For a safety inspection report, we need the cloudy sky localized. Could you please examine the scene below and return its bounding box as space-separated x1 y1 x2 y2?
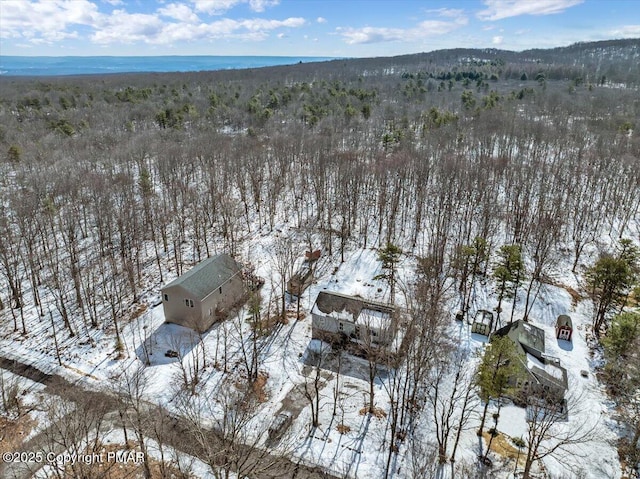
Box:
1 0 639 57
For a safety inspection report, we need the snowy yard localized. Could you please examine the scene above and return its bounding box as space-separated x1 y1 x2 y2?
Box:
1 211 637 479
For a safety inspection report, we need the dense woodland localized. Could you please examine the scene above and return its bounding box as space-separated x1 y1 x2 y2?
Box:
1 39 639 479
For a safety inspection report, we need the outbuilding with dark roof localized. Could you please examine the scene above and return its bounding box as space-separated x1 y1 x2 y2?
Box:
311 291 396 347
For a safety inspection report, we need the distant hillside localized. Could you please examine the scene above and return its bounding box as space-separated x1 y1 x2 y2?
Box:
1 38 637 88
323 38 640 85
219 37 640 86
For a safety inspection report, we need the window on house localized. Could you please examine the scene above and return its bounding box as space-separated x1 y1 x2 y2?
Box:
164 294 168 301
209 308 213 316
219 286 222 294
185 299 194 307
338 322 344 331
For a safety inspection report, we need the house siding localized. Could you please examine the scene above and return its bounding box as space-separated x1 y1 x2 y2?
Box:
161 255 246 332
162 284 205 331
310 291 398 359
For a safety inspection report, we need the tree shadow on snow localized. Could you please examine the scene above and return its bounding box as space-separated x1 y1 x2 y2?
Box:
301 343 389 383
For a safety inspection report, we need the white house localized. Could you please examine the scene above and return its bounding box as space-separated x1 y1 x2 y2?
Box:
311 291 397 350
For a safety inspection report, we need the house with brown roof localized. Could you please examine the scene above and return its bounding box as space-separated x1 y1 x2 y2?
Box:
311 291 400 359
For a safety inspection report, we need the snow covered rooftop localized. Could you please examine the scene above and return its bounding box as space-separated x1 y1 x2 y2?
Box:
527 353 567 385
311 291 395 330
358 307 392 330
556 314 573 328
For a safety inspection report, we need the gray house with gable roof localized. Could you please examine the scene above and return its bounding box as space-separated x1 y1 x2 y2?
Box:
493 319 568 401
494 319 546 360
161 254 246 332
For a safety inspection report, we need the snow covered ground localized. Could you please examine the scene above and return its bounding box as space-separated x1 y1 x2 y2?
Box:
0 369 49 441
461 284 621 479
0 215 634 479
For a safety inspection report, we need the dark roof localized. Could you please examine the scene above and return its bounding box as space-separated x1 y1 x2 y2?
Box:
162 254 240 300
312 291 395 323
494 319 546 360
530 364 568 394
313 291 362 321
556 314 573 328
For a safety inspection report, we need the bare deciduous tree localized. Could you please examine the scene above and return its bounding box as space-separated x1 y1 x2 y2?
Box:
520 391 600 479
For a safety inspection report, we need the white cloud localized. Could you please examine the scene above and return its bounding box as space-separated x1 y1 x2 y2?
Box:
338 26 403 44
0 0 100 42
238 17 304 31
92 13 304 45
192 0 242 15
419 18 469 34
316 16 327 24
0 0 301 47
92 9 165 44
425 8 466 18
248 0 279 13
158 3 200 23
609 25 640 38
191 0 279 15
492 35 503 44
339 13 467 45
477 0 583 21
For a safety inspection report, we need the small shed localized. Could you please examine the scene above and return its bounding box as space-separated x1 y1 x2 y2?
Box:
471 310 494 336
287 264 314 296
304 249 322 262
555 314 573 341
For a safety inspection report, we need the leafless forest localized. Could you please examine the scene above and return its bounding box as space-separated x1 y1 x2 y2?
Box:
1 39 639 478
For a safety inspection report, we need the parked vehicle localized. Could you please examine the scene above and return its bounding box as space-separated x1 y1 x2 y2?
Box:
268 411 293 440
